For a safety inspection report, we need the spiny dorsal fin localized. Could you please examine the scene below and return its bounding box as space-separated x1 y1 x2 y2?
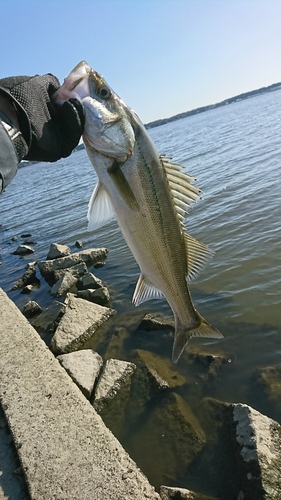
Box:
160 156 214 281
160 156 202 222
132 274 164 306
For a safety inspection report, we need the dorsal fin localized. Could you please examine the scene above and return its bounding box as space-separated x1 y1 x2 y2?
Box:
160 156 214 280
160 156 202 222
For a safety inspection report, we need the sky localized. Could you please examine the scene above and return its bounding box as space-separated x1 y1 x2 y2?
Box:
1 0 281 124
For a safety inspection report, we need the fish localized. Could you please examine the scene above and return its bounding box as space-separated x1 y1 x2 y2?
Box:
52 61 223 363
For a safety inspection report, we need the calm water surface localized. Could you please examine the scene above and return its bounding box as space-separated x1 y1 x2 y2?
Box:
0 89 280 497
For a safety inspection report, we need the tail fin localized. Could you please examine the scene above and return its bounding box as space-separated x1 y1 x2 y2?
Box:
172 314 223 364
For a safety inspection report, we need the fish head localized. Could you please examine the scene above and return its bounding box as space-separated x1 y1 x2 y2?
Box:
52 61 91 105
82 68 135 162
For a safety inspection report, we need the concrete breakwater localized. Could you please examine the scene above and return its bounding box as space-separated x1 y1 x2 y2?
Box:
1 242 281 499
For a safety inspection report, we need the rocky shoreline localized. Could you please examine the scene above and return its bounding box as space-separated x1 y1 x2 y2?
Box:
1 240 281 499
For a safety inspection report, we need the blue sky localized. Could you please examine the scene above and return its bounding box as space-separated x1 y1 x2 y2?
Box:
1 0 281 123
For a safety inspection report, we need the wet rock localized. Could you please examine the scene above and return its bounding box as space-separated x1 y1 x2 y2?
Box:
57 350 103 398
11 236 18 242
10 261 39 290
160 485 216 499
20 233 32 238
47 243 71 260
12 244 34 255
128 392 206 488
93 358 136 437
22 300 42 319
50 263 88 297
38 248 108 280
138 313 174 331
53 262 88 282
76 286 110 306
104 327 130 360
20 285 33 294
231 403 281 500
75 240 84 248
186 348 234 384
50 294 116 355
254 366 281 420
135 350 185 388
93 358 136 412
76 272 103 290
32 301 66 333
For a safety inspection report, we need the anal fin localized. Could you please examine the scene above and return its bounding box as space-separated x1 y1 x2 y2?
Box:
132 274 164 306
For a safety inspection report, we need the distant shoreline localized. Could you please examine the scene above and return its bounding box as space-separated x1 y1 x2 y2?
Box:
145 81 281 129
19 81 281 169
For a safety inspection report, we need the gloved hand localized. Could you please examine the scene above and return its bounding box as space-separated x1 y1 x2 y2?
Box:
0 74 85 162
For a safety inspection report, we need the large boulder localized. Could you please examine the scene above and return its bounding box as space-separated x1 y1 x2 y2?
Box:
47 243 71 260
50 263 88 297
32 301 66 333
231 403 281 499
50 294 116 355
57 350 103 398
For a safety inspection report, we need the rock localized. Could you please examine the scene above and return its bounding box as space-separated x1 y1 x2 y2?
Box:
93 358 136 438
94 358 136 412
50 294 116 355
128 392 206 488
159 485 216 499
57 350 103 398
10 261 39 290
22 301 42 319
20 285 33 294
53 262 88 282
254 366 281 420
104 327 130 360
77 287 110 306
32 301 66 333
47 243 71 260
11 236 18 241
50 263 88 297
135 350 185 388
77 272 103 290
20 233 32 238
75 240 84 248
38 248 108 280
231 403 281 499
138 313 174 331
12 245 34 255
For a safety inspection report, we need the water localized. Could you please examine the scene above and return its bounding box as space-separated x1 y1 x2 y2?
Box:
1 90 281 497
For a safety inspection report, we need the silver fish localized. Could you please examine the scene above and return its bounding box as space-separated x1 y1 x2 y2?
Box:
53 61 223 363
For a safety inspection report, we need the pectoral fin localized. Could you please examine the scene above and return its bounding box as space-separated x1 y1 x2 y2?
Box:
108 161 139 211
87 181 115 231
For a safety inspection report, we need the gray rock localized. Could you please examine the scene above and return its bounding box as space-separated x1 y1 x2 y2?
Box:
47 243 71 260
75 240 84 248
232 403 281 499
50 263 88 297
57 350 103 398
22 300 42 319
93 359 136 438
12 244 34 255
138 313 174 331
11 261 39 290
32 301 66 333
77 272 103 290
50 294 116 354
53 262 88 282
38 248 108 279
77 286 110 306
160 485 216 499
128 392 206 488
94 359 136 412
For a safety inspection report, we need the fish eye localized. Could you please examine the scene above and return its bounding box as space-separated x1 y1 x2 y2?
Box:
99 86 111 99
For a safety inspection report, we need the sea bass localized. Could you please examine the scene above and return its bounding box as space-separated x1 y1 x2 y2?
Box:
53 61 223 363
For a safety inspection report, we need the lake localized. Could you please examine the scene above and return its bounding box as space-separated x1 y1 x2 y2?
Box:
0 89 280 498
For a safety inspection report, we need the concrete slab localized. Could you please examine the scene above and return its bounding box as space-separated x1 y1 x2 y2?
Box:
0 288 160 500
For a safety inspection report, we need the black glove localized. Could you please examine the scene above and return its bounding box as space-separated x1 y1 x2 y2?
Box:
0 74 85 162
